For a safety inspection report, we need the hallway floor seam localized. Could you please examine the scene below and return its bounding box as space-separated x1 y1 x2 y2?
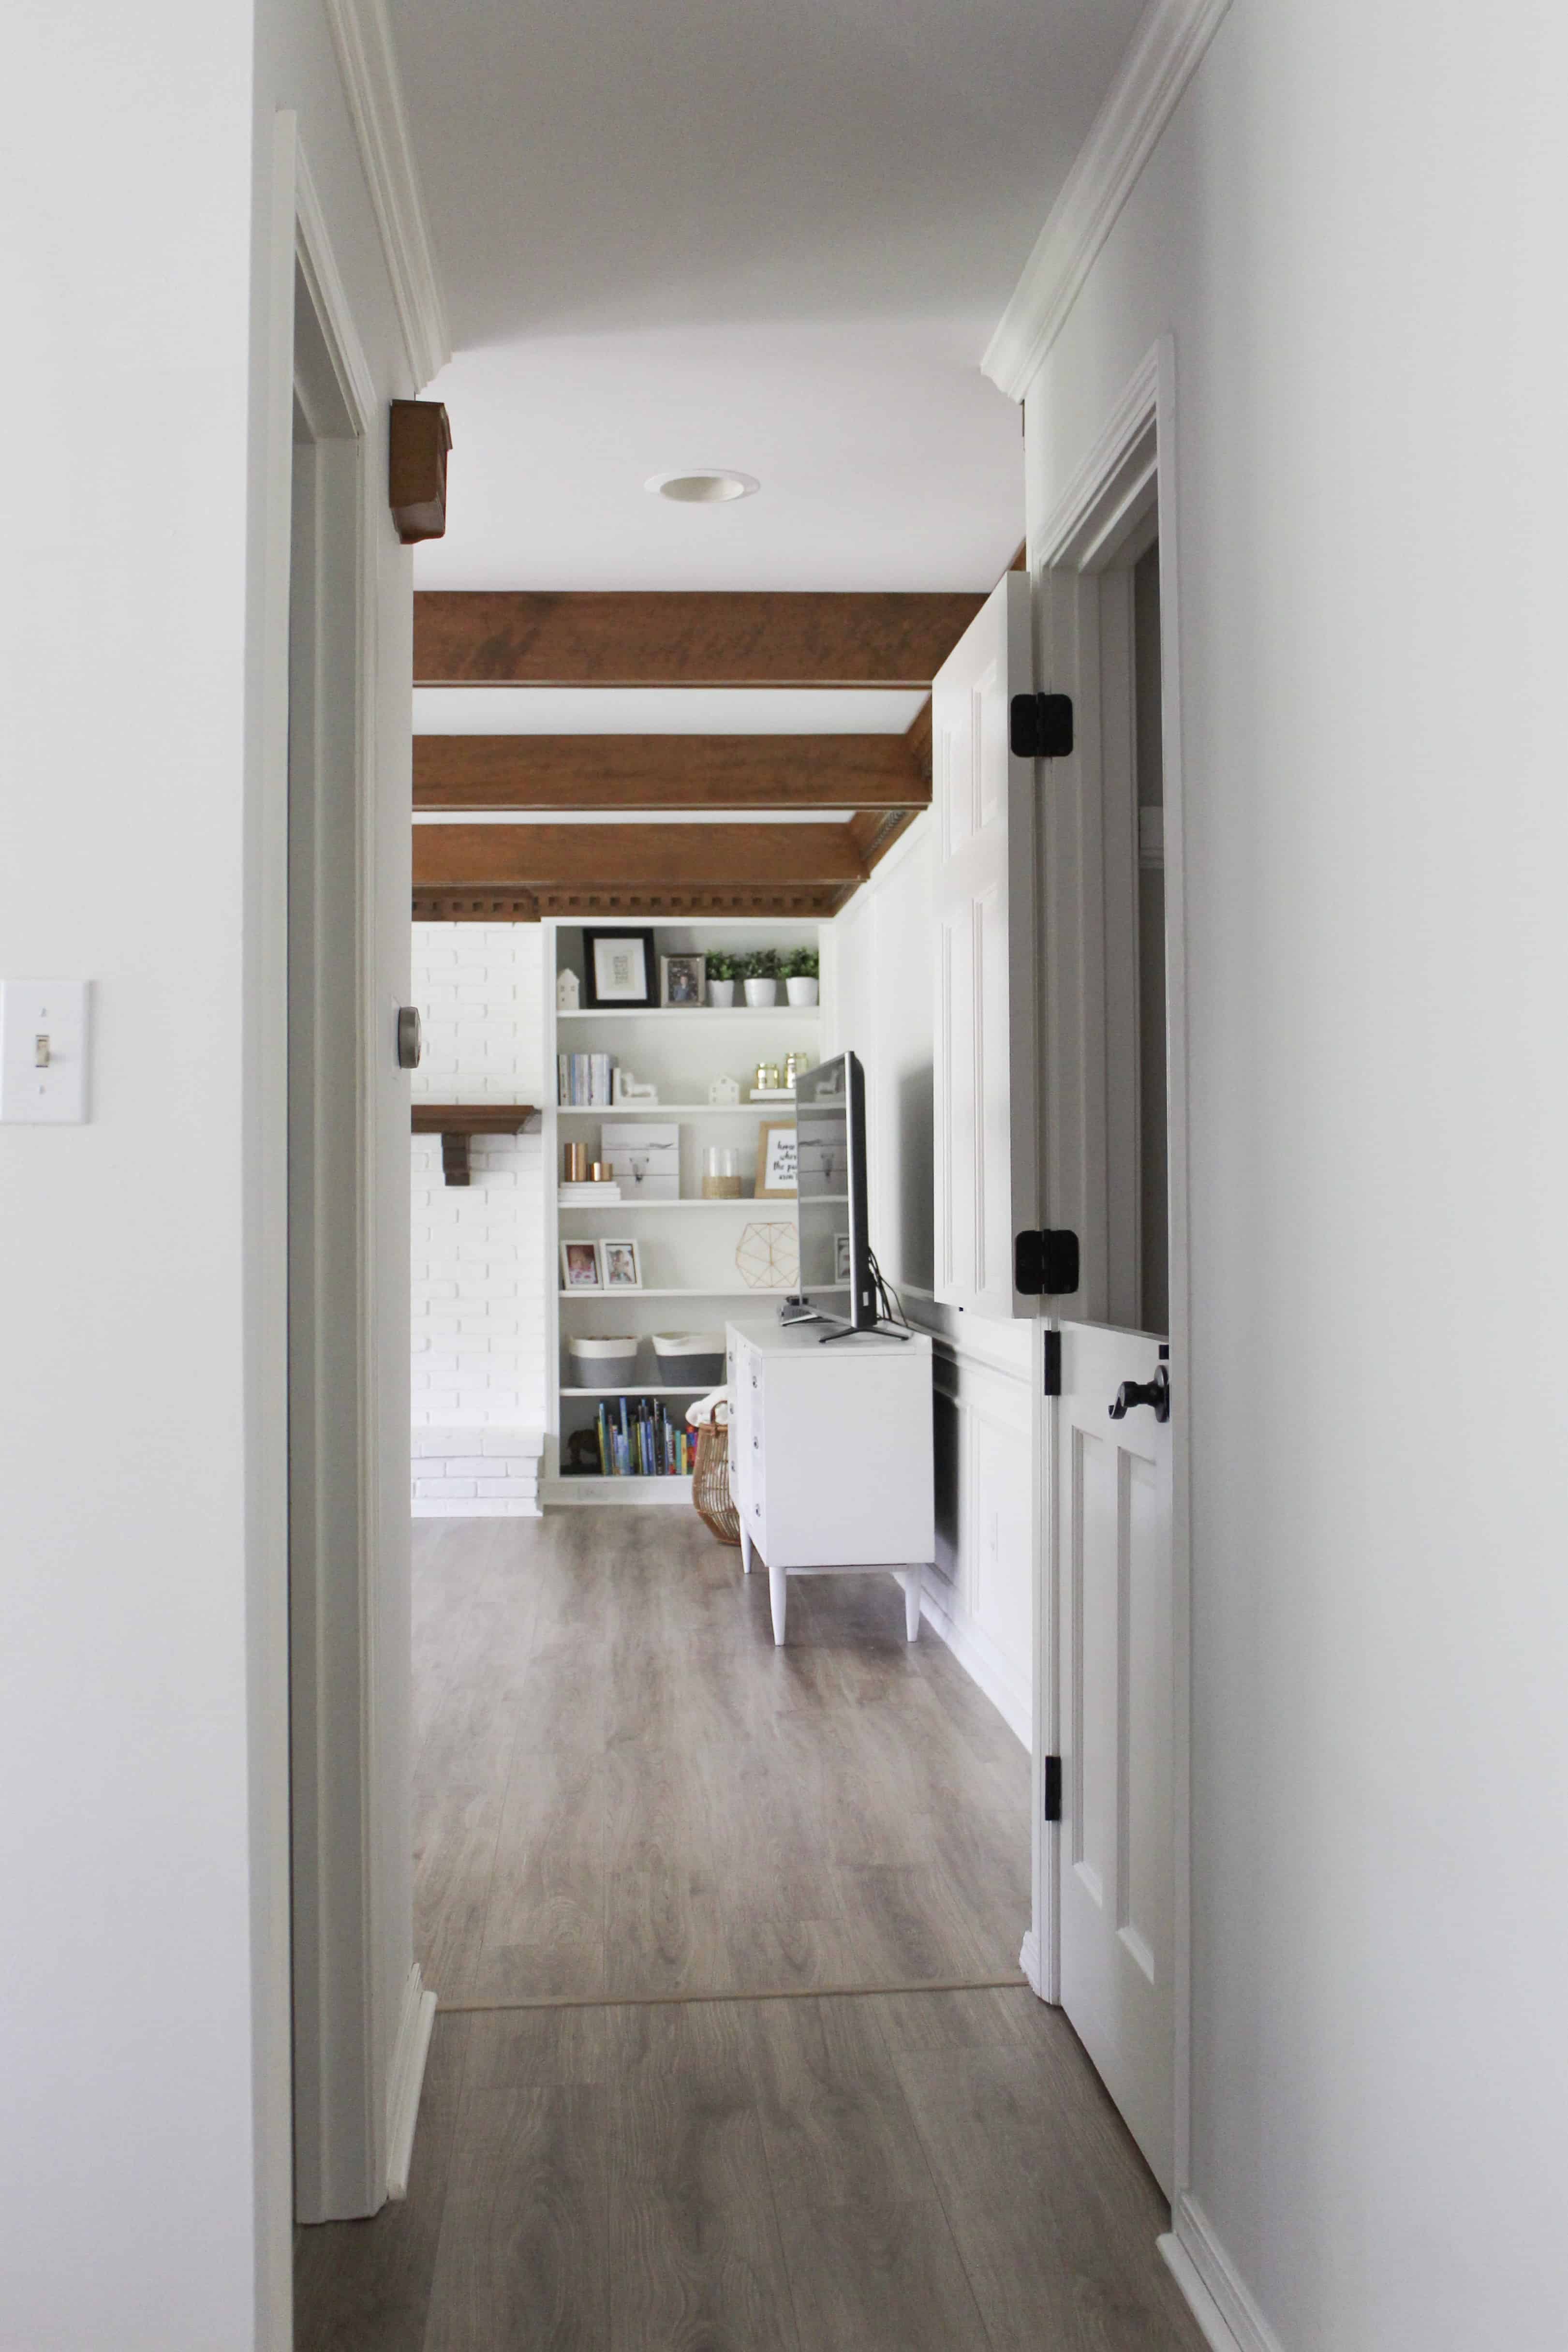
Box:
435 1971 1030 2016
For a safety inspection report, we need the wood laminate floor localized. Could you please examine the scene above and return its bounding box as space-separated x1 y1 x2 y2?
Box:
295 1511 1203 2351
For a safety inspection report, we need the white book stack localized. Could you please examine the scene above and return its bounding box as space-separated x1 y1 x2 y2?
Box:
558 1182 622 1204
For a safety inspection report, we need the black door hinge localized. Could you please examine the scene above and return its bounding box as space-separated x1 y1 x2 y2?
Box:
1043 1756 1063 1823
1015 1228 1080 1297
1010 691 1074 759
1043 1330 1061 1396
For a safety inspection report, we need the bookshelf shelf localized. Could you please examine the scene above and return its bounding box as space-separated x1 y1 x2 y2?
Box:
557 1285 774 1299
556 1102 780 1117
559 1006 819 1023
561 1383 707 1398
557 1197 785 1213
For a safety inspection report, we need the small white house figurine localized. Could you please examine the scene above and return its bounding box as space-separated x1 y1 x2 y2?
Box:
707 1074 741 1105
556 967 580 1011
612 1068 659 1105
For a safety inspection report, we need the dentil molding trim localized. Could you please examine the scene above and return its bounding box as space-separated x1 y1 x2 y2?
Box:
325 0 451 390
982 0 1233 400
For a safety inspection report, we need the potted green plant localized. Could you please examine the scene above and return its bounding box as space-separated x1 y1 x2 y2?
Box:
741 947 782 1009
782 945 819 1007
705 949 738 1008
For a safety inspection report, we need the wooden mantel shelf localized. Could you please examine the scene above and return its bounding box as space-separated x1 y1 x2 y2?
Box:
412 1103 536 1186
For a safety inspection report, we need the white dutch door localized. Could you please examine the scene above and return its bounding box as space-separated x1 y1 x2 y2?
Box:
1037 476 1178 2197
1057 1324 1173 2193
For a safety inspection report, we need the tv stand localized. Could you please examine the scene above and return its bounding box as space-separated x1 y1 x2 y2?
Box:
726 1318 934 1644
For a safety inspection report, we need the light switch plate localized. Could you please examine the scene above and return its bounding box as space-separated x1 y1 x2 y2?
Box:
0 980 91 1122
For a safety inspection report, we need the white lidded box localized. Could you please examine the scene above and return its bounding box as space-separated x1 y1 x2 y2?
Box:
600 1119 680 1199
651 1331 726 1386
567 1334 640 1387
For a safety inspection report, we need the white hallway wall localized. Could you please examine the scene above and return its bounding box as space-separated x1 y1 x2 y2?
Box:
411 921 546 1507
1 0 417 2344
833 821 1035 1745
1018 3 1568 2345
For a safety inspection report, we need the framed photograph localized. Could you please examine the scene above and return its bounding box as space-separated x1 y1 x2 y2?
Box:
834 1232 853 1283
582 927 656 1008
559 1239 603 1291
600 1239 643 1290
755 1120 798 1198
659 952 706 1008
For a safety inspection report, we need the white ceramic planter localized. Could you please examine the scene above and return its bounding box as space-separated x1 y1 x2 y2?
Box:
785 976 819 1007
707 979 736 1008
743 977 779 1008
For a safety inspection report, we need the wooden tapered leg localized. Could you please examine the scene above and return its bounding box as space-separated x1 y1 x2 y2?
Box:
768 1559 788 1646
739 1521 753 1574
902 1569 922 1642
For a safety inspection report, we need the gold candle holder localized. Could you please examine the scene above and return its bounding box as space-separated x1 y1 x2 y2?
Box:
564 1141 589 1182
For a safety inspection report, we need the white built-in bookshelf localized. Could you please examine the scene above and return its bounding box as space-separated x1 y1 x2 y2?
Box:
540 918 831 1507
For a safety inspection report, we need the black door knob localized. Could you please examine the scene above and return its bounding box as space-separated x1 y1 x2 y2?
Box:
1109 1365 1170 1423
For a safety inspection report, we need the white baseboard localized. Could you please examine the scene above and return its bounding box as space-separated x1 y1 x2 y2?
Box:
1163 2195 1285 2352
1019 1929 1046 1997
1159 2232 1243 2352
412 1497 541 1518
385 1963 437 2202
916 1577 1030 1747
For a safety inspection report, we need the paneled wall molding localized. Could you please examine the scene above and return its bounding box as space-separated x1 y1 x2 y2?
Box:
981 0 1233 400
325 0 451 390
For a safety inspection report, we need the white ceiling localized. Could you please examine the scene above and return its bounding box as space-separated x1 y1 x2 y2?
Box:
387 0 1145 593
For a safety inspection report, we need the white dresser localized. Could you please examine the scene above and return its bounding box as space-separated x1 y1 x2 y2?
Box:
725 1316 935 1644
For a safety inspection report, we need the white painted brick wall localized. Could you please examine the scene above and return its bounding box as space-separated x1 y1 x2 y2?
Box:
411 923 547 1512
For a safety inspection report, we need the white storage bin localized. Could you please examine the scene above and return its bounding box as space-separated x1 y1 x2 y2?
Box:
651 1331 726 1387
568 1334 640 1388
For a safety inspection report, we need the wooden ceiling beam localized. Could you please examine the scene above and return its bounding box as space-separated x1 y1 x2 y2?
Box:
414 819 865 897
414 591 986 687
412 731 928 812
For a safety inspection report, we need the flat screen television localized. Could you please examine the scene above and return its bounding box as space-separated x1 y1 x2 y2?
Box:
793 1050 877 1332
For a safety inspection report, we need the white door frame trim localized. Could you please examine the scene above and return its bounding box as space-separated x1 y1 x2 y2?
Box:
252 113 402 2291
292 124 394 2223
1026 336 1196 2207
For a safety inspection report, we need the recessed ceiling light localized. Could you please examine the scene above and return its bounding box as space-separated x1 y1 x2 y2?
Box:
645 468 759 504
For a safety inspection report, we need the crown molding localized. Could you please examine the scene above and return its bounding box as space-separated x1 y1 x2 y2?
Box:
325 0 451 390
982 0 1232 400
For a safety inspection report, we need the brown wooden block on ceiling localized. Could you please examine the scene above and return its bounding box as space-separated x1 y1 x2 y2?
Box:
413 590 986 687
414 820 865 893
389 400 452 544
412 732 930 811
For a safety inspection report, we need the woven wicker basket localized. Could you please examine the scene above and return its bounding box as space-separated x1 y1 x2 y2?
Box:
692 1403 740 1547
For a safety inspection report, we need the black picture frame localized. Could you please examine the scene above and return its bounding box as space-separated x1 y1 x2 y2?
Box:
582 927 657 1009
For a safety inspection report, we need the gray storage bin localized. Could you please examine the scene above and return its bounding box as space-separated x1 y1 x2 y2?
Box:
567 1334 639 1388
651 1331 726 1388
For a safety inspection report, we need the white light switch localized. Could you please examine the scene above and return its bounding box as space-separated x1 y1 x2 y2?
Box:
0 980 91 1122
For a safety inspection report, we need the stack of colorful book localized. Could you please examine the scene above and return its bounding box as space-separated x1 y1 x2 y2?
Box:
594 1396 692 1477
